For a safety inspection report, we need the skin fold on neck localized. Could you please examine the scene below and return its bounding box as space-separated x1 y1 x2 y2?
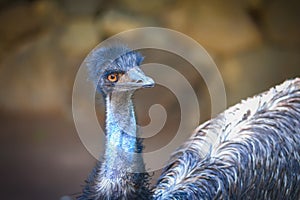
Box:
102 91 145 178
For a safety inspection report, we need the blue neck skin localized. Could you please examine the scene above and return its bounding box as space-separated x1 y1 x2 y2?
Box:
102 91 144 178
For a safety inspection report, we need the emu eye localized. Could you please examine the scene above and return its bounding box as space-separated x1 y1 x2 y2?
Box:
107 72 122 83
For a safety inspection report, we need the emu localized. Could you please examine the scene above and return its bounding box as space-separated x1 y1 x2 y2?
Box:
78 45 300 199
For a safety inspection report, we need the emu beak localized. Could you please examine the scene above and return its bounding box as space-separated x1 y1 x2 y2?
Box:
120 67 155 89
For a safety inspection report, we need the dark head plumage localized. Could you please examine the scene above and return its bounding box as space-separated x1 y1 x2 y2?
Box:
85 45 153 96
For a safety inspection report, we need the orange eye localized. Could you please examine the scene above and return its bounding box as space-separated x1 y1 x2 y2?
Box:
107 73 119 82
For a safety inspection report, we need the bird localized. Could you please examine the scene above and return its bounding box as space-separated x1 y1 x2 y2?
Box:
78 44 300 200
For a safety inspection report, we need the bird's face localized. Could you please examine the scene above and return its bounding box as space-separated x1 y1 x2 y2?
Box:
99 66 154 95
86 45 154 96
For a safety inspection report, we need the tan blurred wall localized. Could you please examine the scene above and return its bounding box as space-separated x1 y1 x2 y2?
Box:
0 0 299 115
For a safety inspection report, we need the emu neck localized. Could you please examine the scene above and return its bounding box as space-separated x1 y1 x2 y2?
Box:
103 91 143 178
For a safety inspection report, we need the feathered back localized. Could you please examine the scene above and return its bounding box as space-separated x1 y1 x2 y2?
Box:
154 78 300 199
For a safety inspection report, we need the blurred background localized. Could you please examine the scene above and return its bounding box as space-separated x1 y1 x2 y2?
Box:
0 0 299 199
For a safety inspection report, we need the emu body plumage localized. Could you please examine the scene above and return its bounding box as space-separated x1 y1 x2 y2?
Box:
154 78 300 199
79 45 300 200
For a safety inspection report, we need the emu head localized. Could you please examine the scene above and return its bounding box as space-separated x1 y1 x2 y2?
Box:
86 45 154 97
